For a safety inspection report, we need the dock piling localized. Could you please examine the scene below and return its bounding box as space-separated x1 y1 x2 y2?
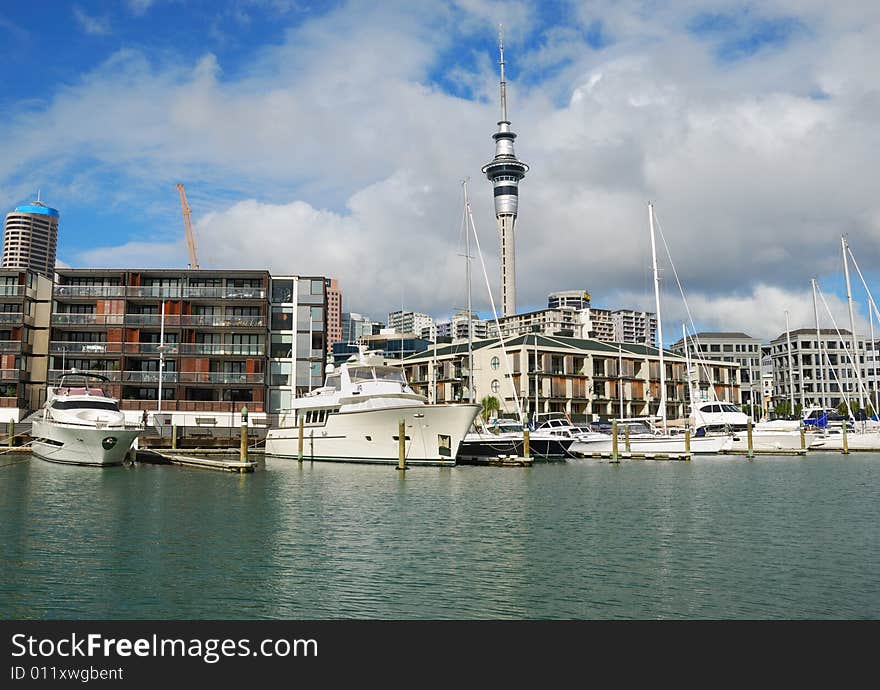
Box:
800 425 806 452
842 422 850 455
684 428 691 458
7 419 13 447
297 415 304 463
239 405 249 469
611 420 619 463
398 418 407 471
171 423 177 450
747 418 754 460
624 424 630 452
523 426 530 460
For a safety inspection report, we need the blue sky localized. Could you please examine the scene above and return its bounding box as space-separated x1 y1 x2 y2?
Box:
3 1 880 341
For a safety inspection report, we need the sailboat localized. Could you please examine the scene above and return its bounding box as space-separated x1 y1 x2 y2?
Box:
570 203 732 456
809 237 880 450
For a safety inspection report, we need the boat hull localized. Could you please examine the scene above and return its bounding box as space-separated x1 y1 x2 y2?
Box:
265 404 479 466
31 419 141 467
456 435 573 462
570 434 732 455
815 430 880 451
728 430 824 451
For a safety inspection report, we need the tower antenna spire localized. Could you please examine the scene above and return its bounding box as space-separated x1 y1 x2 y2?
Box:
498 24 507 123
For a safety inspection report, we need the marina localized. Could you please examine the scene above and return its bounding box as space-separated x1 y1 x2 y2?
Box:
3 3 880 631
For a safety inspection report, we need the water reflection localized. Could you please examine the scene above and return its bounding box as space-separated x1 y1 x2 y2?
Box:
0 453 878 619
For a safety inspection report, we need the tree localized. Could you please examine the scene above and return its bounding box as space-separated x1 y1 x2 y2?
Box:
774 400 791 418
480 395 501 422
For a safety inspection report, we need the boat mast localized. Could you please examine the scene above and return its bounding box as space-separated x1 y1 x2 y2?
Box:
785 309 795 414
533 332 539 425
842 234 866 414
158 300 165 417
648 203 667 432
811 278 826 410
682 323 692 408
870 297 877 418
463 180 474 404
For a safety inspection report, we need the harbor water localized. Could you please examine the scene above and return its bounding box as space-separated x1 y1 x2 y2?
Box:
1 453 878 619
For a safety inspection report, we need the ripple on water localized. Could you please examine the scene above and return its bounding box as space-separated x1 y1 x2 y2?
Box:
0 455 879 619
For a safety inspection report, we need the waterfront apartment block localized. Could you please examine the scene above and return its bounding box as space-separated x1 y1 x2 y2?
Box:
670 332 763 409
769 328 871 411
0 270 52 421
49 269 328 425
402 334 740 422
267 275 328 414
2 199 59 278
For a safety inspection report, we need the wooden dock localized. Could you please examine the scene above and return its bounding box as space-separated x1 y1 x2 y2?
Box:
576 451 692 461
722 449 808 456
136 449 257 473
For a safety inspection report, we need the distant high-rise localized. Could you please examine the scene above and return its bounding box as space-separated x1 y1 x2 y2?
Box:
2 197 59 278
325 278 343 353
481 28 528 318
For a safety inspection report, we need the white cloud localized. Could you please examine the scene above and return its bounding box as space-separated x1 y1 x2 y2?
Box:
7 1 880 334
72 6 111 35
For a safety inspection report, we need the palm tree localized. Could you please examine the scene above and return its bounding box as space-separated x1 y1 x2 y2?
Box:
480 395 500 422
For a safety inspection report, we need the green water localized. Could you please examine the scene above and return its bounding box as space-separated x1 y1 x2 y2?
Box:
1 453 878 619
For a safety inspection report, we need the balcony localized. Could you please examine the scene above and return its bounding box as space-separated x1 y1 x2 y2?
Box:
0 369 20 381
48 369 121 382
0 285 25 297
177 372 264 384
123 314 265 328
54 285 125 298
49 342 265 356
0 341 22 353
51 313 124 326
0 313 23 324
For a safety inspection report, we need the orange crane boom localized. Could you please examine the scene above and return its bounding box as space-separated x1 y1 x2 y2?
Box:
176 183 200 269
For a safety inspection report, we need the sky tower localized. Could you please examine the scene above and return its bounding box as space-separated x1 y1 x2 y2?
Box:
481 27 528 318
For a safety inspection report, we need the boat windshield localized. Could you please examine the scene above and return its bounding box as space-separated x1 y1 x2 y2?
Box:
348 366 407 384
618 423 652 435
51 400 119 412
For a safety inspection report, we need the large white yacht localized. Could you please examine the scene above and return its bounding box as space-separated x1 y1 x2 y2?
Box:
265 349 480 465
690 400 825 450
31 371 142 466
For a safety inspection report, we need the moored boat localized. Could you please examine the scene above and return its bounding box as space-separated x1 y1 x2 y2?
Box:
31 371 142 466
265 349 479 465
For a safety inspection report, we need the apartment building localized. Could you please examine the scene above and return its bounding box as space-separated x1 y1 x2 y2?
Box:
267 275 328 415
402 334 740 422
0 269 52 421
769 328 869 410
670 332 762 408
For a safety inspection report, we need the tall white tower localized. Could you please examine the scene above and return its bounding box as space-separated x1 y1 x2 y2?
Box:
481 27 528 318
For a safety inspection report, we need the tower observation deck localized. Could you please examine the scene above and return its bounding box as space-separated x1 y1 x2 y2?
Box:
481 28 528 318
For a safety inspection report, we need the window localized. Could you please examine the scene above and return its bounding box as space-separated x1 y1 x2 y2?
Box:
490 379 500 394
490 356 500 370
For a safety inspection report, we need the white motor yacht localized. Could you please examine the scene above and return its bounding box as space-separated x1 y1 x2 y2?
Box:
265 349 479 465
31 371 142 466
691 401 825 451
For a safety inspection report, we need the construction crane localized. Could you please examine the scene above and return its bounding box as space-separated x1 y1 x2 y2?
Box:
176 183 200 269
